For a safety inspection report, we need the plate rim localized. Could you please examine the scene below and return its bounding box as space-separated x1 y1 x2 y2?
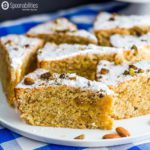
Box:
1 116 150 147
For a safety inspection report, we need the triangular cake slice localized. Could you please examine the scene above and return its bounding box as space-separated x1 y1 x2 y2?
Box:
15 69 114 129
27 18 97 44
96 60 150 119
37 43 129 80
0 34 44 105
94 12 150 46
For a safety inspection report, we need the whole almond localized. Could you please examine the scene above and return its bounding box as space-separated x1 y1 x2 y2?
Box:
102 133 121 139
116 127 130 137
24 77 34 85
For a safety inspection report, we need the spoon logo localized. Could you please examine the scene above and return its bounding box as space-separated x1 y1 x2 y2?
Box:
1 1 9 10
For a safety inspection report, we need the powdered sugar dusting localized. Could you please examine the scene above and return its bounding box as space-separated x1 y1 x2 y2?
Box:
0 34 43 69
66 30 97 43
96 60 150 86
94 12 150 30
16 69 114 95
27 18 97 44
27 18 77 35
110 33 150 49
37 43 122 61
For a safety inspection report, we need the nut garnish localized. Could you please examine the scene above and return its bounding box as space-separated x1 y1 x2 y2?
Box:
24 44 30 48
123 70 129 75
98 89 106 98
102 134 121 139
24 77 34 85
116 127 130 137
131 45 138 51
131 45 138 56
59 73 66 79
99 93 105 98
129 68 136 76
74 134 85 140
129 65 138 70
40 72 51 80
100 68 109 75
138 68 144 73
5 40 11 45
109 17 115 21
102 126 131 139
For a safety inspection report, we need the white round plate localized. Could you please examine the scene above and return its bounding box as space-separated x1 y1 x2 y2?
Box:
0 83 150 147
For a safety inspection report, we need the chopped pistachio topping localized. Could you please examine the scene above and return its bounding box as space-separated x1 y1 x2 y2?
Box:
131 45 138 56
129 68 136 76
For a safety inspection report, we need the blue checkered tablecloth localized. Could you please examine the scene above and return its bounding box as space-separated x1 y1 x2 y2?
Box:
0 2 150 150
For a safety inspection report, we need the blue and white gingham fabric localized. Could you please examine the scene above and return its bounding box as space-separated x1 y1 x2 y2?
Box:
0 2 150 150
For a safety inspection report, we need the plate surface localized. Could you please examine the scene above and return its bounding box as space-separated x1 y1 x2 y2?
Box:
0 83 150 147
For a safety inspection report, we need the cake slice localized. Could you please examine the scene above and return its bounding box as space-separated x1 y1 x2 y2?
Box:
15 69 114 129
96 60 150 119
94 12 150 46
0 34 44 105
37 43 127 80
27 18 97 44
110 33 150 62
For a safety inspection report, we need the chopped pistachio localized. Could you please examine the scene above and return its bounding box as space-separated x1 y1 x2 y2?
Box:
129 68 136 76
131 45 138 56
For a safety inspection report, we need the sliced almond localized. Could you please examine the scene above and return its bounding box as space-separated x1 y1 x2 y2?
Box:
74 134 85 140
102 133 121 139
116 127 130 137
